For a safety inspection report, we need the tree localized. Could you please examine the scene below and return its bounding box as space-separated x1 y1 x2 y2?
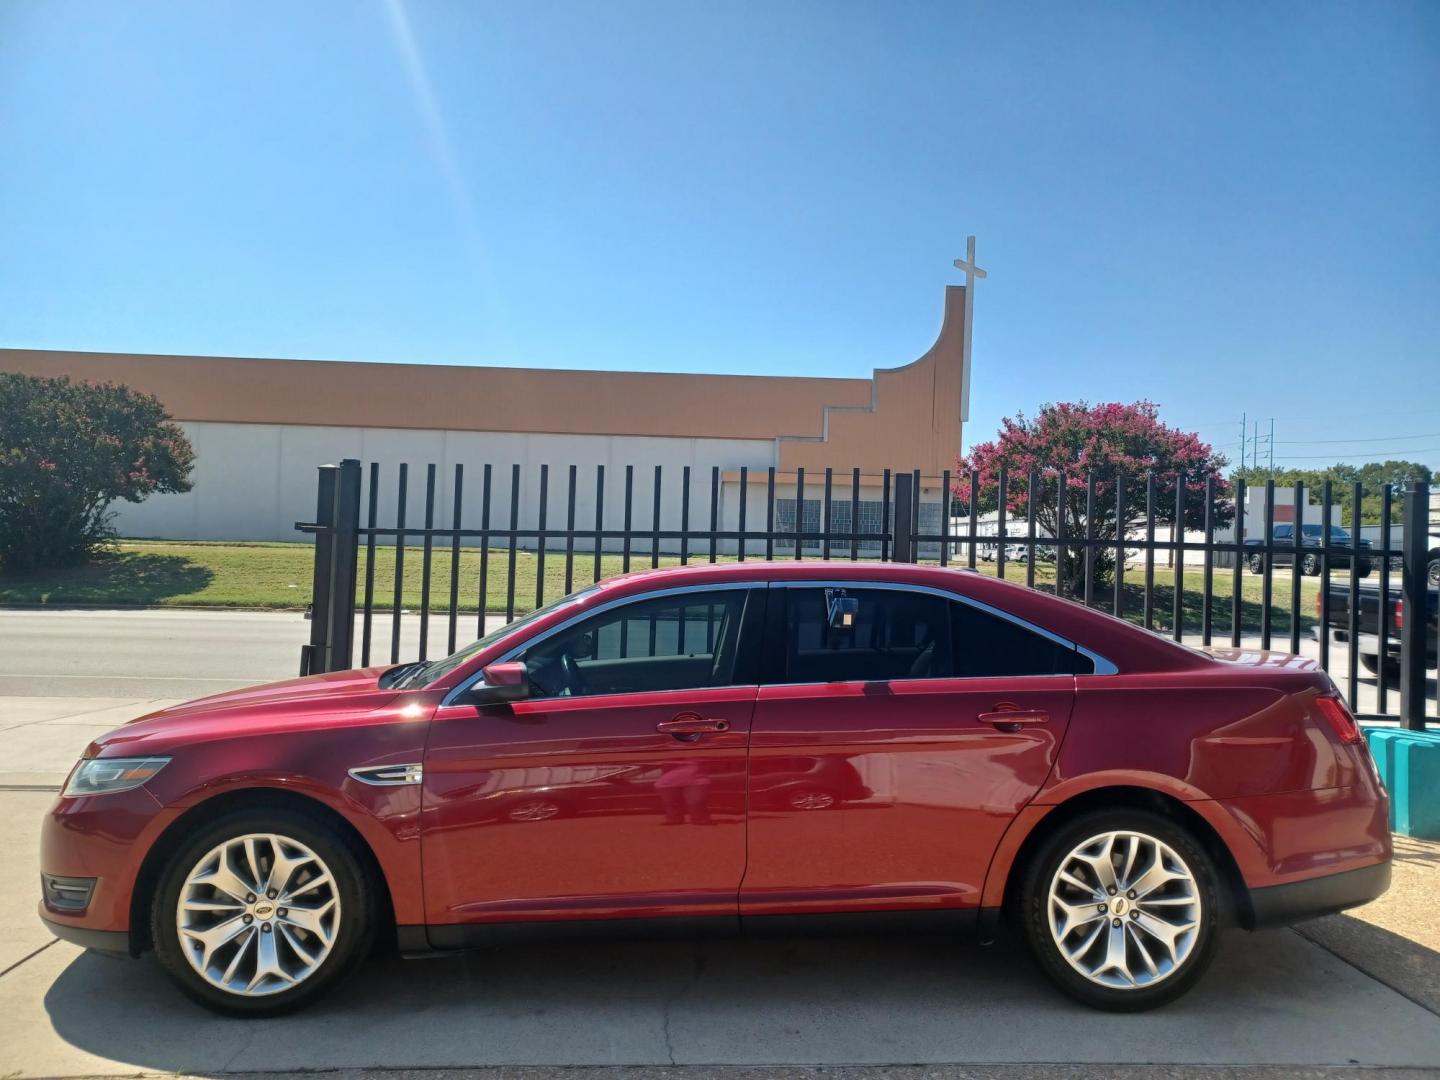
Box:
1230 461 1432 525
956 401 1231 597
0 374 195 570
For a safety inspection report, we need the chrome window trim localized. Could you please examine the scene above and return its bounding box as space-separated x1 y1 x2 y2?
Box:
767 579 1119 679
443 581 768 706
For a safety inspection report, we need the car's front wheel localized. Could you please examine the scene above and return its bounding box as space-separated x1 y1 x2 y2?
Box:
1017 809 1223 1011
1247 553 1264 575
152 806 377 1016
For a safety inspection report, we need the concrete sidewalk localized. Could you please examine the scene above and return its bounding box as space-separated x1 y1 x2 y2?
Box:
3 776 1440 1074
3 611 1439 1076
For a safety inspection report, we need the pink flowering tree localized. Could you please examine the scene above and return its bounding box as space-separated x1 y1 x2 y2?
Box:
955 401 1231 597
0 374 194 569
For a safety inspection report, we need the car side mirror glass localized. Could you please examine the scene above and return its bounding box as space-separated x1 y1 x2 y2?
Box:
470 661 530 704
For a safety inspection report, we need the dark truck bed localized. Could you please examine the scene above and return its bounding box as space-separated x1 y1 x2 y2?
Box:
1319 580 1439 679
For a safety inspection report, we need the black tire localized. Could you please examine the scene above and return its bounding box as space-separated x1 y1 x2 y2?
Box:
1356 561 1372 579
151 805 378 1016
1427 555 1439 589
1301 553 1320 577
1359 653 1401 685
1247 553 1265 575
1017 808 1224 1012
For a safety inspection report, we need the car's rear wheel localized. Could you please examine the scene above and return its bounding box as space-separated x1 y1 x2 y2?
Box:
1301 553 1320 576
152 806 377 1016
1247 553 1264 575
1017 809 1222 1011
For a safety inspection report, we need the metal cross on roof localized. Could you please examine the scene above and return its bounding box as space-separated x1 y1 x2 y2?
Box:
953 235 985 424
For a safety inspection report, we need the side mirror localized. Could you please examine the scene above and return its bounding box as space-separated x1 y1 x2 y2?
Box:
470 661 530 704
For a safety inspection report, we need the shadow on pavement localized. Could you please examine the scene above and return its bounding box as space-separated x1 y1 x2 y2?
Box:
35 928 1440 1073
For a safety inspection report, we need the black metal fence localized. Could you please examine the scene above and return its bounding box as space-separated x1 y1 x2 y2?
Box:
299 458 1435 731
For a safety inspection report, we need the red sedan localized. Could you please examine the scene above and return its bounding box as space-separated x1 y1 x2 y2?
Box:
39 562 1390 1015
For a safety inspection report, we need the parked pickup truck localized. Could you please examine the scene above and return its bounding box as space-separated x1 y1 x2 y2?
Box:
1318 580 1439 682
1245 523 1372 577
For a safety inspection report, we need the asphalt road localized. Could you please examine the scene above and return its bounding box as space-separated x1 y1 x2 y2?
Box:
0 606 1432 717
0 607 509 699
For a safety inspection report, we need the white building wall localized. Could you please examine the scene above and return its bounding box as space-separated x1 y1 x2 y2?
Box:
110 421 778 544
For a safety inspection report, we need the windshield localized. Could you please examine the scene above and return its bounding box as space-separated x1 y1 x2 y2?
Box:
397 583 603 688
1301 524 1351 540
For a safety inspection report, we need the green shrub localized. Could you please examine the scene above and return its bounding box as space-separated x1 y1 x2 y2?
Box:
0 373 195 570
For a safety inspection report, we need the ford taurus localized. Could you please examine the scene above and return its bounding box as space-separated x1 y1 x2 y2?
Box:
39 562 1391 1015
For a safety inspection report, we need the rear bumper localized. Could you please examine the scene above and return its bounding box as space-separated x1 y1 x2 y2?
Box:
1245 860 1391 929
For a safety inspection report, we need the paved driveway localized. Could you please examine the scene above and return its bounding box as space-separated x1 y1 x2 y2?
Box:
3 781 1440 1075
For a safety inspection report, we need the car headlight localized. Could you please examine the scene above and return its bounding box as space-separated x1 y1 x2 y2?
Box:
62 757 170 797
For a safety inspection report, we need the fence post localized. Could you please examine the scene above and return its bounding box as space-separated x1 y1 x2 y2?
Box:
303 464 338 675
892 472 915 563
324 459 363 673
1399 480 1430 731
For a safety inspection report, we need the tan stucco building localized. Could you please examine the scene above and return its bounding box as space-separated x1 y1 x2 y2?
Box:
0 287 968 548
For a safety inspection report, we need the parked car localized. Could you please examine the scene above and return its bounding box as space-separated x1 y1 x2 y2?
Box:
40 562 1390 1016
1317 581 1439 683
1245 523 1372 577
998 542 1054 563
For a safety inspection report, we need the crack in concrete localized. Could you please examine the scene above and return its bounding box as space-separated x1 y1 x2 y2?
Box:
0 937 57 981
660 940 707 1066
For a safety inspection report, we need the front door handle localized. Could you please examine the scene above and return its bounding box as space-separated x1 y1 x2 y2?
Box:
657 714 731 740
978 708 1050 726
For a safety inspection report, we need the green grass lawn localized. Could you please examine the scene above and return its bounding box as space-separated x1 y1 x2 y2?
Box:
0 538 1338 638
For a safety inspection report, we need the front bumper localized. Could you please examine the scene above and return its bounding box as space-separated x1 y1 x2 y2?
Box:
38 786 178 954
38 913 131 956
1246 860 1391 928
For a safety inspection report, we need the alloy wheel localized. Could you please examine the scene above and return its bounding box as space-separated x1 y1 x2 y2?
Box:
176 832 341 997
1046 830 1201 990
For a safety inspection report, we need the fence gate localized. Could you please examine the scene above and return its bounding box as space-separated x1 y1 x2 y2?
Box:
300 458 1434 730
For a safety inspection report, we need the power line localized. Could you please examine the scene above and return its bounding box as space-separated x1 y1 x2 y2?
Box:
1273 431 1440 445
1268 447 1440 461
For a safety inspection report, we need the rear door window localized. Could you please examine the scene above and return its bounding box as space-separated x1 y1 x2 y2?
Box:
782 587 953 683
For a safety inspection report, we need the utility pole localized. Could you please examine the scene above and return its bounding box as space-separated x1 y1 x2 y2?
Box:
1268 418 1275 476
1239 412 1247 471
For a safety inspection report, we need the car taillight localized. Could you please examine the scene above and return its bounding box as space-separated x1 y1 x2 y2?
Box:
1314 694 1363 745
1395 598 1404 630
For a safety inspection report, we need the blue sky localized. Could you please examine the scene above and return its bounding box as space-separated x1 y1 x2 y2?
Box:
2 1 1437 469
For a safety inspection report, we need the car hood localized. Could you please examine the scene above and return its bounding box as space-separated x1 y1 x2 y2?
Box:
89 666 431 757
139 666 397 719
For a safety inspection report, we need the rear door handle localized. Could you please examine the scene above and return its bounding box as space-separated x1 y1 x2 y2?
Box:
978 709 1050 726
657 714 731 739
